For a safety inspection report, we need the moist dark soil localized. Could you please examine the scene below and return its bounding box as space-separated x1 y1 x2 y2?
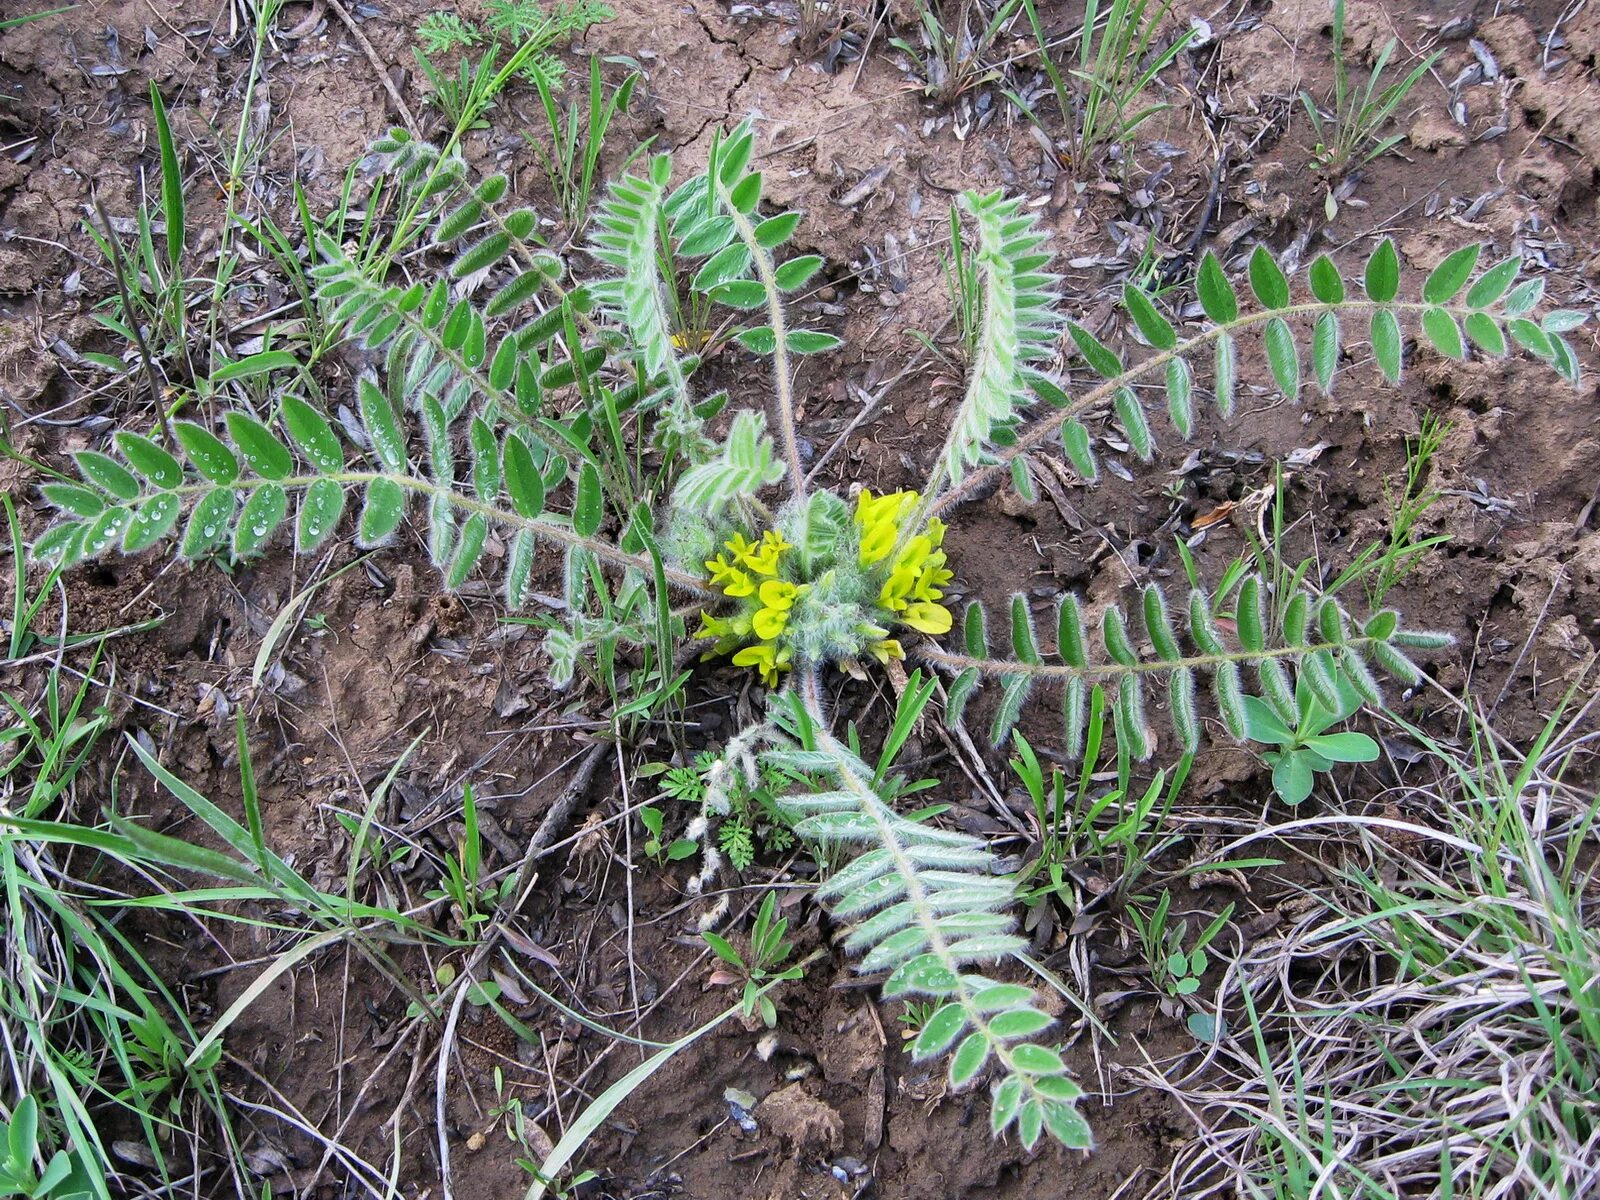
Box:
1 0 1596 1197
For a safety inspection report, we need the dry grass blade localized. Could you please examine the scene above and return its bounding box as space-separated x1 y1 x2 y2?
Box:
1135 694 1600 1200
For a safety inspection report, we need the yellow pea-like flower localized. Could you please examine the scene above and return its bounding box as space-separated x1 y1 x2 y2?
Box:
867 638 904 663
752 607 789 640
902 601 953 635
744 547 781 577
737 529 791 576
892 534 934 574
877 564 918 611
706 554 756 597
732 641 791 687
911 554 953 602
759 579 800 610
857 522 896 566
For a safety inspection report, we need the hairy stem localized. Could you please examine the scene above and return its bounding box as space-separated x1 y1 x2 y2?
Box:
716 183 807 501
920 635 1384 680
92 472 714 596
929 298 1470 517
803 693 1066 1115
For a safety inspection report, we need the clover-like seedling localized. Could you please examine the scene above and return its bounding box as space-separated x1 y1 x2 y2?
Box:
0 1097 79 1200
702 891 803 1028
1243 667 1380 805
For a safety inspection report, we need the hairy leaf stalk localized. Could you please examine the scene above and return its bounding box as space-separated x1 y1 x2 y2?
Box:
717 182 807 496
921 635 1396 681
930 298 1495 517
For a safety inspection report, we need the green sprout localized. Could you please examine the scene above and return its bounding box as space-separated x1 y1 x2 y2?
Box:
1243 666 1380 805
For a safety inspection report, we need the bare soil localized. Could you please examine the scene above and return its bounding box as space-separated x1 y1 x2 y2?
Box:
1 0 1596 1197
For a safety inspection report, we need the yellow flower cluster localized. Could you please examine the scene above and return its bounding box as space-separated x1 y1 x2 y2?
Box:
854 489 954 638
699 530 803 686
697 490 956 687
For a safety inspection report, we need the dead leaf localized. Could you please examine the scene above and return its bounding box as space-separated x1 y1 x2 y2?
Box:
501 926 561 969
1192 501 1237 529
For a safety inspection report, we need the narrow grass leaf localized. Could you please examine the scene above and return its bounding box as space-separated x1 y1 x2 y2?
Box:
212 350 301 383
150 82 184 274
523 990 779 1200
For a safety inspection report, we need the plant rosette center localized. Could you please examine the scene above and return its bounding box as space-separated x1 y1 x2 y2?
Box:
694 489 955 686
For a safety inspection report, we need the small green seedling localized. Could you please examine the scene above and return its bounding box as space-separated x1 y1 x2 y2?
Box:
531 55 646 236
638 805 698 864
646 750 797 871
1131 891 1234 1045
890 0 1024 103
0 1097 83 1200
702 891 803 1027
1299 0 1439 180
897 999 942 1042
406 960 505 1022
1244 668 1379 805
425 785 516 926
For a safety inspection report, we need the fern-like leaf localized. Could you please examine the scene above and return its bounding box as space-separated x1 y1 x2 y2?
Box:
589 154 705 452
928 237 1585 518
765 678 1092 1151
923 579 1449 757
939 191 1062 484
670 409 785 514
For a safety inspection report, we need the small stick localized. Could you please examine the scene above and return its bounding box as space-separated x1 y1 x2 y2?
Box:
326 0 419 135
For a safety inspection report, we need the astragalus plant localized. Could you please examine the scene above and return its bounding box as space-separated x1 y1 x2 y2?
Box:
31 119 1584 1150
